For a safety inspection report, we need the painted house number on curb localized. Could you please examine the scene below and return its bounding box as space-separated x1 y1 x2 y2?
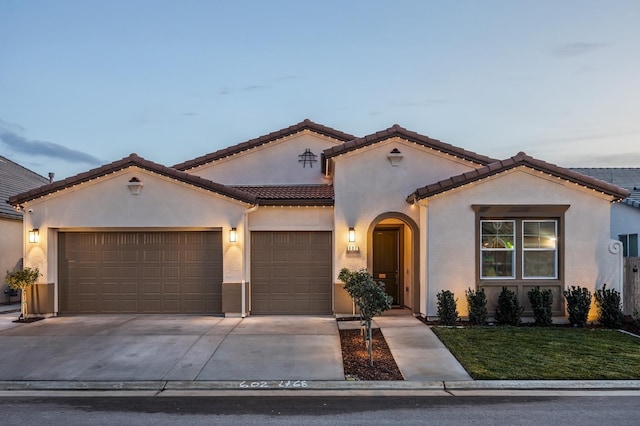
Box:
239 380 308 388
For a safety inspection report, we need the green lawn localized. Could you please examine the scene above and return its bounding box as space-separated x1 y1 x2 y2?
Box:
431 326 640 380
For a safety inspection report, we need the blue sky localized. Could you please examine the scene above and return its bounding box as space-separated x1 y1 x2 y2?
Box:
1 0 639 179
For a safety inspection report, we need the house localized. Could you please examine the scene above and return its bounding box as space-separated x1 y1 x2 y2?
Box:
8 120 629 319
571 168 640 257
0 156 49 301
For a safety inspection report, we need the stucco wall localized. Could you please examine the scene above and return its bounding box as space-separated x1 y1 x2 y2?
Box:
0 217 23 295
332 138 480 277
187 131 341 185
611 202 640 243
423 167 615 318
21 167 250 286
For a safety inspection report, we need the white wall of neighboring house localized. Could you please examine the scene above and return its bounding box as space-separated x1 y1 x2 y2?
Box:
187 131 341 184
0 217 23 296
611 202 640 252
21 167 250 288
421 167 616 318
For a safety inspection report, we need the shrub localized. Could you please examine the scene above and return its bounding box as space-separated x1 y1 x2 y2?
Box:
527 286 553 327
495 287 523 326
5 267 41 319
594 284 623 329
465 287 488 325
563 286 591 327
436 290 458 326
634 308 640 325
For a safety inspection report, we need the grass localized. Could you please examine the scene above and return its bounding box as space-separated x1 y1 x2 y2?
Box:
431 326 640 380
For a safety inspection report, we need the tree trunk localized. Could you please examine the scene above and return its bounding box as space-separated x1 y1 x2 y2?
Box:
21 288 28 320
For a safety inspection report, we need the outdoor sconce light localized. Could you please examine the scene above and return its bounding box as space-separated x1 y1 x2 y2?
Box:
28 229 39 244
127 177 144 195
347 227 359 253
348 227 356 243
229 227 237 243
387 148 403 166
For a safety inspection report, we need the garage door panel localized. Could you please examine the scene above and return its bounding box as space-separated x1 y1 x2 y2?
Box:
251 231 331 315
59 231 222 314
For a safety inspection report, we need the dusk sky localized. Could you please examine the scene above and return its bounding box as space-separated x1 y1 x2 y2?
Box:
1 0 639 180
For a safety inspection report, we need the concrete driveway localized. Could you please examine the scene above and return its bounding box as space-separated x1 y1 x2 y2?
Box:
0 315 345 381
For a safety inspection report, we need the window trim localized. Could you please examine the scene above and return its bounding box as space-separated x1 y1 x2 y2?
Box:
480 220 516 279
473 205 567 284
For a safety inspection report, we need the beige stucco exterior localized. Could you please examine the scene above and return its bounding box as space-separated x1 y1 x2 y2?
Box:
12 122 626 321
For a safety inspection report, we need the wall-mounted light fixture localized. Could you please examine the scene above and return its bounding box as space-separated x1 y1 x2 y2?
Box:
127 177 144 195
28 228 39 244
387 148 403 166
348 227 356 243
229 227 237 243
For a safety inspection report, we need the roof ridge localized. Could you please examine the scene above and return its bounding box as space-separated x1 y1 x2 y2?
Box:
407 152 630 203
173 119 357 171
8 153 257 205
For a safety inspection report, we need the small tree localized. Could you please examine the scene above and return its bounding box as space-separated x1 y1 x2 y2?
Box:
563 286 591 327
527 286 553 327
465 287 488 325
5 267 41 320
594 284 623 329
436 290 458 326
338 268 393 366
495 287 523 326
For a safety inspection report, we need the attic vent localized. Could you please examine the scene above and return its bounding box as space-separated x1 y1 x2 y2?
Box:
298 148 317 168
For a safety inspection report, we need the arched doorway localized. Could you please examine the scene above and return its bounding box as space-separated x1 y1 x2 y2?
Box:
367 212 419 313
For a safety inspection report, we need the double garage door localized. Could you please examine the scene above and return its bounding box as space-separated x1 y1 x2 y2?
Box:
251 231 332 315
58 231 222 314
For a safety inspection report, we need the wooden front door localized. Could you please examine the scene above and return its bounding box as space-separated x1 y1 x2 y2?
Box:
373 227 402 306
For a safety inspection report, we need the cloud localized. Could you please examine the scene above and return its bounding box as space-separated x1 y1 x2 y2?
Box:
241 85 271 91
553 42 607 58
0 121 102 165
391 99 449 108
180 112 198 116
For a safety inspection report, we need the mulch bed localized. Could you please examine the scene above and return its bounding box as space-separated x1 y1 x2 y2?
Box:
12 317 45 323
339 327 404 381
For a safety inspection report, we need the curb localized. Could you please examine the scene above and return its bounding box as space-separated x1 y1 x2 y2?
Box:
1 380 640 392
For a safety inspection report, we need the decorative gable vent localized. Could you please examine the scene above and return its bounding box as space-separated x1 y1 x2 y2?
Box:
298 148 317 168
127 177 143 195
387 148 403 166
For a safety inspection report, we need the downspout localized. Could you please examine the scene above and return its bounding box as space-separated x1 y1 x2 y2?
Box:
242 204 259 318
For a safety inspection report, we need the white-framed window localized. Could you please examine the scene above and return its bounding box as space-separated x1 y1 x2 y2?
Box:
480 220 515 279
522 220 558 279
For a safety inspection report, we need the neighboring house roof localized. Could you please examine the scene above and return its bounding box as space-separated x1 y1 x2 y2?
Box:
322 124 497 171
407 152 630 203
8 153 257 206
571 168 640 208
232 184 334 206
0 156 49 220
173 119 357 171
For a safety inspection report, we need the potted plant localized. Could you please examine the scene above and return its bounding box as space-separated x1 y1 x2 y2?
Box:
5 267 41 321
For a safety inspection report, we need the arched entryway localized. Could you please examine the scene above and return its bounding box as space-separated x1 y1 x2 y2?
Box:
367 212 420 314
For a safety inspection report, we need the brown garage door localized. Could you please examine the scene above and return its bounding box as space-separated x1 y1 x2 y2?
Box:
251 231 332 314
58 231 222 314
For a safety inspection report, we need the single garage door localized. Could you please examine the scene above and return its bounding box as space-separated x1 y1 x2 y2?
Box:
251 231 332 314
58 231 222 314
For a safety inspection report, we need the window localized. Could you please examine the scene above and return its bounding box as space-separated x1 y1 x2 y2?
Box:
619 234 638 257
480 219 558 280
481 220 515 278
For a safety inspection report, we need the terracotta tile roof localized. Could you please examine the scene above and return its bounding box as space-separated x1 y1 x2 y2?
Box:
1 156 49 220
8 153 257 206
173 119 357 171
571 168 640 206
232 184 334 206
322 124 497 170
406 152 630 203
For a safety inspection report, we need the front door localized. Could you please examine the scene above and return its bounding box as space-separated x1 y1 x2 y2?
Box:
373 228 402 306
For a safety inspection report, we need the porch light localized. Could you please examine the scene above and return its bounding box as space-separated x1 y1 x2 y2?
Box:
28 229 39 244
127 177 144 195
229 227 237 243
348 227 356 243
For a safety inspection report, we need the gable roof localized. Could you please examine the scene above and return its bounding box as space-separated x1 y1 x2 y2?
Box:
173 119 357 171
571 168 640 208
322 124 497 171
407 152 630 203
0 156 49 220
8 153 257 206
231 184 334 206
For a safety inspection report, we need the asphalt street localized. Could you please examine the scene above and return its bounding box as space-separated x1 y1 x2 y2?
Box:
1 395 639 425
